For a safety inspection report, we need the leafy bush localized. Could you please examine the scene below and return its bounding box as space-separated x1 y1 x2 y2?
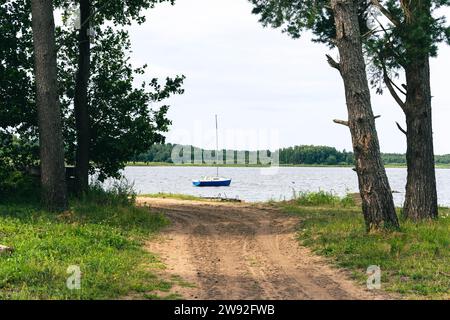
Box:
0 171 40 202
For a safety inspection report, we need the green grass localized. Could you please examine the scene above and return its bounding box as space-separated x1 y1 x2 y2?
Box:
139 193 206 201
279 195 450 299
292 190 356 207
0 188 173 300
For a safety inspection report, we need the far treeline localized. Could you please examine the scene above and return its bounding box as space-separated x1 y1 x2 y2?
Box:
131 143 450 166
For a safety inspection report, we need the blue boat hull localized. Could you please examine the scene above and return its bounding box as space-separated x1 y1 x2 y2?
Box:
193 179 232 187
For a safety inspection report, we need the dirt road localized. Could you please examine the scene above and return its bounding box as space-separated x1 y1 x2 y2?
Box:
139 197 390 300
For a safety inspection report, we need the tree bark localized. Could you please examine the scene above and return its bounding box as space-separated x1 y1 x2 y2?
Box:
403 57 438 220
331 0 399 231
31 0 68 211
74 0 91 194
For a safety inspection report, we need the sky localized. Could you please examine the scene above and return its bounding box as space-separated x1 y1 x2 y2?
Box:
125 0 450 154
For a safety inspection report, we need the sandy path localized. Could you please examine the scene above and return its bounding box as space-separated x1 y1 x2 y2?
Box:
139 197 391 300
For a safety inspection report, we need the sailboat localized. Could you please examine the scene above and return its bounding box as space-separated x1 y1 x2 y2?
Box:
192 115 232 187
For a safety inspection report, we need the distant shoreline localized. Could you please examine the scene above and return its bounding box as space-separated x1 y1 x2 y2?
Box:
126 162 450 169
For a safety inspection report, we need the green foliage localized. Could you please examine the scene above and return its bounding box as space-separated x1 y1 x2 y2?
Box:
56 4 185 181
0 171 39 202
134 143 176 163
250 0 371 47
58 0 176 27
280 145 353 165
435 154 450 164
0 184 171 299
0 134 39 176
382 153 406 164
0 0 35 132
0 1 38 175
281 204 450 299
132 143 355 165
82 179 136 207
366 0 450 94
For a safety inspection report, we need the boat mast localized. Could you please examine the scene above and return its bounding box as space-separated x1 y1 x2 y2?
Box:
215 114 219 177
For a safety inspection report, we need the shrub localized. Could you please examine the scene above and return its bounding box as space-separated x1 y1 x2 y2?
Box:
294 191 355 207
0 171 40 203
83 178 136 207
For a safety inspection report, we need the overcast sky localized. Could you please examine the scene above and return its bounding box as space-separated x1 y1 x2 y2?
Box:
126 0 450 154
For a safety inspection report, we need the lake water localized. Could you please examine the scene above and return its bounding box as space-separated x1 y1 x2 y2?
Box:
121 166 450 206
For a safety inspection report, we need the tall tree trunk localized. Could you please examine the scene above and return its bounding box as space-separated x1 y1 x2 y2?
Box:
330 0 399 231
74 0 91 194
403 57 438 220
31 0 68 211
399 1 439 221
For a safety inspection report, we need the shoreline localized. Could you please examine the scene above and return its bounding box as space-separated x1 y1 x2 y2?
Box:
126 162 450 169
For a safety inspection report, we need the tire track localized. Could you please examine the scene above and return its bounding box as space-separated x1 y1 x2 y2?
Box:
140 197 393 300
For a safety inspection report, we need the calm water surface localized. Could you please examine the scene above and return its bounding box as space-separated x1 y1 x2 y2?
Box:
121 166 450 206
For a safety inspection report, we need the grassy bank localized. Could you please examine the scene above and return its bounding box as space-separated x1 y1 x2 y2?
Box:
278 192 450 299
0 186 176 300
